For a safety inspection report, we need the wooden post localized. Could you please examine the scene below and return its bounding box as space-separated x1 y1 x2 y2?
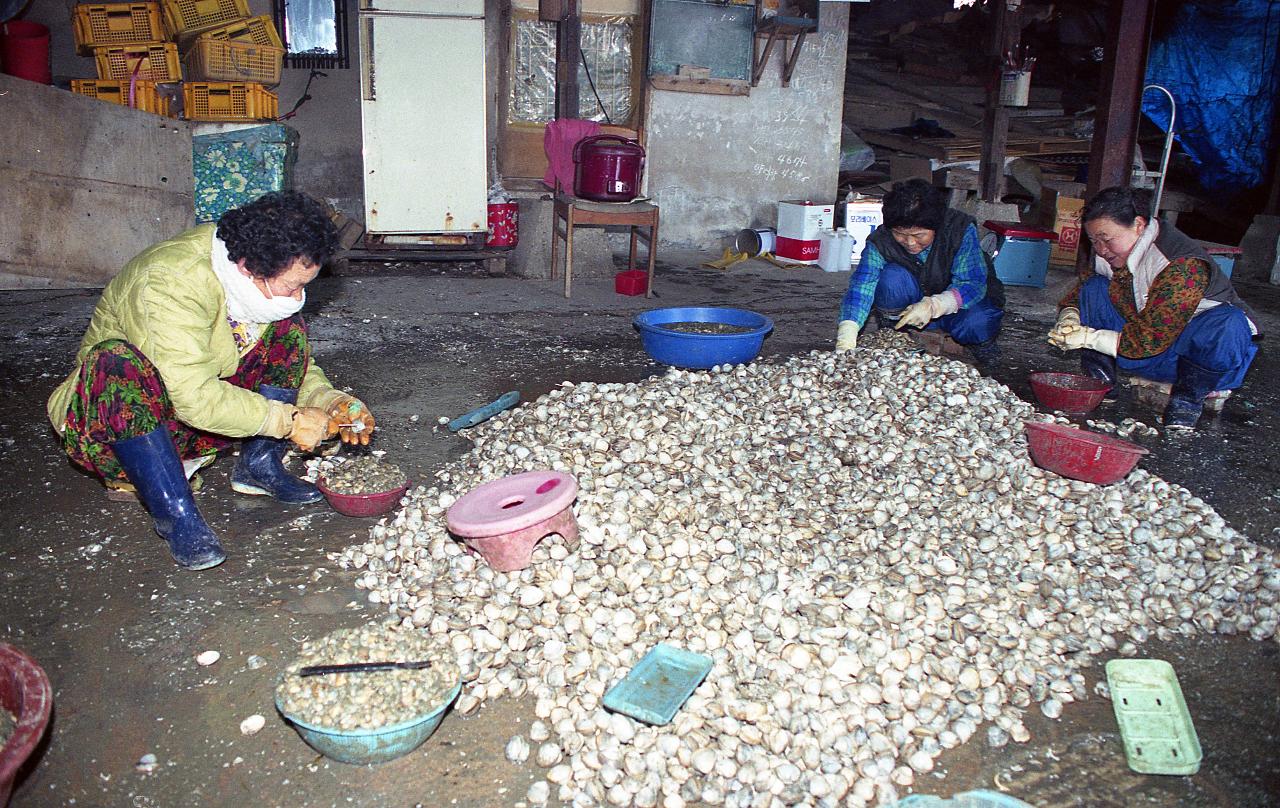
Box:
554 0 581 120
1085 0 1156 198
979 0 1020 202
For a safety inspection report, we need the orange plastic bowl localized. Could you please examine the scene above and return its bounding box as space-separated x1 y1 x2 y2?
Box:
1028 372 1112 414
317 478 411 518
1024 422 1147 484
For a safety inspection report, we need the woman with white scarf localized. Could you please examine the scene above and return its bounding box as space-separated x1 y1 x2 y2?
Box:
1048 186 1259 429
46 192 376 570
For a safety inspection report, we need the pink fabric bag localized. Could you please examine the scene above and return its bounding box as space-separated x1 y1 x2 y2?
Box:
542 118 602 193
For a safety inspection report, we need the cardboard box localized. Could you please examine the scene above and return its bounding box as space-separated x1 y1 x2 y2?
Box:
776 200 834 264
843 197 884 266
1042 189 1085 266
890 156 934 184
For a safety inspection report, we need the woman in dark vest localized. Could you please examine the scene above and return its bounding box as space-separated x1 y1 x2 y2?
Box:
1048 185 1260 429
836 179 1005 359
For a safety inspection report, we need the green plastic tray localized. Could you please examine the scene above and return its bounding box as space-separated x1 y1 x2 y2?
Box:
602 644 712 726
1105 658 1202 775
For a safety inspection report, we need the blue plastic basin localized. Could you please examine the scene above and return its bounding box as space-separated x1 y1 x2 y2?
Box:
275 681 461 765
633 307 774 369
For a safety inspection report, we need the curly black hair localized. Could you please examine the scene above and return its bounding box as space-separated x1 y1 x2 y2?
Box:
216 191 339 279
1082 185 1153 227
881 178 948 231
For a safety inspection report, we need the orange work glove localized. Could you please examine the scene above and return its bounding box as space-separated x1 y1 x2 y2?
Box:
289 407 334 452
325 394 376 446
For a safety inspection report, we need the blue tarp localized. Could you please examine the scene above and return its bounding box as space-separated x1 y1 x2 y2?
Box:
1143 0 1280 194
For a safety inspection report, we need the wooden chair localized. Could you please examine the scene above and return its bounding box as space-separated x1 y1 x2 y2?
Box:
549 125 658 299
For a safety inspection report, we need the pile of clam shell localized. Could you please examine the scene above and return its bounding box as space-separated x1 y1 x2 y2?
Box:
321 457 408 496
276 624 459 731
0 706 15 748
333 348 1279 807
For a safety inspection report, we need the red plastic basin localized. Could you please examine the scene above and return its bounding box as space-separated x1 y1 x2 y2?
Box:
1029 371 1112 414
317 478 411 518
1024 421 1148 484
1 644 53 807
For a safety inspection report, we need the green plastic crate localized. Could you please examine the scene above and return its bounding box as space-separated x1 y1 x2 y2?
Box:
1105 658 1202 775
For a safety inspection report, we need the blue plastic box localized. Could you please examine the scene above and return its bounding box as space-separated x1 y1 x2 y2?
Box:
1199 241 1240 278
985 220 1059 288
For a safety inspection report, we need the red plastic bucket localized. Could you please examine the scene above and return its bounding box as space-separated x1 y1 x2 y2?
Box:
0 643 53 806
615 269 648 296
485 202 519 248
1024 421 1147 485
0 21 52 85
1028 371 1112 414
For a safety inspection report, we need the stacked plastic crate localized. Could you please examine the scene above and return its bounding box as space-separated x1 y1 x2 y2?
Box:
172 0 283 122
70 2 181 117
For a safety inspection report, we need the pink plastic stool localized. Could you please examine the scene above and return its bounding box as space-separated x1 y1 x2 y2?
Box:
446 470 579 572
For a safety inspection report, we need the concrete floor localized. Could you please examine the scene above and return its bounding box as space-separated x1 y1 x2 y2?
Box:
1 252 1278 808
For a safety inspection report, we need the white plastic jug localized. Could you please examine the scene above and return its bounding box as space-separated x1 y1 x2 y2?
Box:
818 228 854 273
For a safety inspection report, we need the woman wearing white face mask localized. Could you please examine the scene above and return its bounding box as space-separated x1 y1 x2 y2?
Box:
45 192 376 570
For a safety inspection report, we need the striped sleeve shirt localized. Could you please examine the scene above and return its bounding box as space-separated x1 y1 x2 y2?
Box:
839 224 989 325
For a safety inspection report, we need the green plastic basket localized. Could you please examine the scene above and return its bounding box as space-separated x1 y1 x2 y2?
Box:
1105 658 1202 775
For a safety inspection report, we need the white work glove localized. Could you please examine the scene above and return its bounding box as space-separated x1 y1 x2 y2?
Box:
835 320 860 352
896 292 961 330
1047 326 1120 356
1048 307 1082 341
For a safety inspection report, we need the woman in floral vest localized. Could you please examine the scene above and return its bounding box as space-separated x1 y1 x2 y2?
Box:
1048 186 1259 429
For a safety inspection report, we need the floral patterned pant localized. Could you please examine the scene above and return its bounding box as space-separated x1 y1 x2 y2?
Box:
60 316 308 482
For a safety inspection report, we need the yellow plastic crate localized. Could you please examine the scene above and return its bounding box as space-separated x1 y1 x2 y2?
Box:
73 2 167 55
182 14 280 48
183 81 278 121
70 79 177 117
160 0 249 37
183 37 282 86
94 42 182 82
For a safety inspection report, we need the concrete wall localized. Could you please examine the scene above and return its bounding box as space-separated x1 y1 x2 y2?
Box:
0 75 193 289
22 0 849 249
32 0 366 223
644 3 850 247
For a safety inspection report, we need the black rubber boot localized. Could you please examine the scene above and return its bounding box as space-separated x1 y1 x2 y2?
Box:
1163 358 1222 429
1080 349 1118 400
969 337 1002 366
231 384 324 504
111 428 226 570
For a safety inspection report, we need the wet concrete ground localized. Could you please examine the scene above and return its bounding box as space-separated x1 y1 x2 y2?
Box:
0 253 1277 807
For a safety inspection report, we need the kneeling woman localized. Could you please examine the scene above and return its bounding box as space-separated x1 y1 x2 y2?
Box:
836 179 1005 357
46 192 376 570
1048 186 1260 428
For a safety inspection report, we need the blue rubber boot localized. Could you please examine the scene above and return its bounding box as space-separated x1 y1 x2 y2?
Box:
111 428 226 570
1163 358 1221 430
231 384 323 505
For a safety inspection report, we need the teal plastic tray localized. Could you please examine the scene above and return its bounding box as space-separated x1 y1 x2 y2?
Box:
602 644 712 726
1105 658 1202 775
889 791 1034 808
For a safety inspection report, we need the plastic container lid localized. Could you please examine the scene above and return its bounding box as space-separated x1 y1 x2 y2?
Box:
1106 659 1202 775
983 220 1059 241
887 790 1035 808
602 644 712 726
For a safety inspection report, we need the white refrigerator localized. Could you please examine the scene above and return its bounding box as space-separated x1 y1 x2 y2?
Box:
358 0 488 238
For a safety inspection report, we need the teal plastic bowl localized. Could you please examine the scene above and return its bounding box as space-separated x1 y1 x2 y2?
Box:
275 681 461 765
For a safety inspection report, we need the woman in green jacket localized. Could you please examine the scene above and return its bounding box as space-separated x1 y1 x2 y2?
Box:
46 192 376 570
